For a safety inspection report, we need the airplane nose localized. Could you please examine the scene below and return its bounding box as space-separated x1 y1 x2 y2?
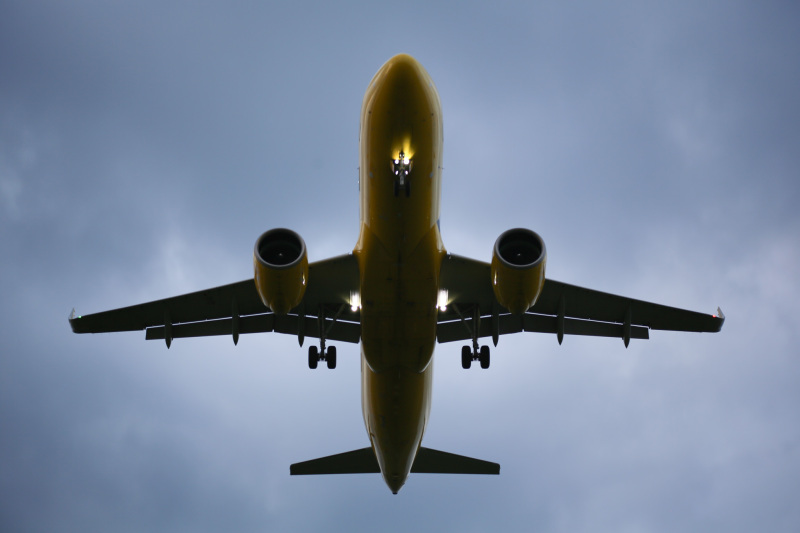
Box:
369 54 430 98
383 54 423 78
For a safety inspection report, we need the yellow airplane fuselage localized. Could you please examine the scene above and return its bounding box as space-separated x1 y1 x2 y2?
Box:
353 54 445 493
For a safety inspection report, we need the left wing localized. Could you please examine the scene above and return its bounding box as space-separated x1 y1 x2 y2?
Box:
70 254 361 346
437 254 724 346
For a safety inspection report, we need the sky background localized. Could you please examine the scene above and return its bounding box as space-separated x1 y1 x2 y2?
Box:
2 1 799 531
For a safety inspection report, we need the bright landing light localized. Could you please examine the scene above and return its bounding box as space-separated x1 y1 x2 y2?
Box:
437 289 448 311
350 291 361 312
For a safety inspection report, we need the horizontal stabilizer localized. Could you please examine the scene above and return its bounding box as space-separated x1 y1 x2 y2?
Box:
290 446 500 476
411 447 500 475
290 447 379 475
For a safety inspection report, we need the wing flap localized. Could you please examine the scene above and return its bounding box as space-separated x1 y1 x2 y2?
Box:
437 313 649 343
144 313 361 343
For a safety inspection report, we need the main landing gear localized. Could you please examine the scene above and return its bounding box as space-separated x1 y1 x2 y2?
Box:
454 303 491 370
461 344 490 369
307 304 344 370
308 345 336 370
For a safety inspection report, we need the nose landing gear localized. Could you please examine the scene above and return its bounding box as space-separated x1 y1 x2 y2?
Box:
391 151 412 197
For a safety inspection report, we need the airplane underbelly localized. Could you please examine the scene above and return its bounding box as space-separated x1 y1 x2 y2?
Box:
357 222 441 373
353 53 445 492
361 355 433 491
356 220 440 490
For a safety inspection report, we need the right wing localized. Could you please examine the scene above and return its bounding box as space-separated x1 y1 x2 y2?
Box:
70 254 361 346
437 254 724 345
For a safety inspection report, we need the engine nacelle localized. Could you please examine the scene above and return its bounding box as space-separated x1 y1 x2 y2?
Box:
253 228 308 314
491 228 547 314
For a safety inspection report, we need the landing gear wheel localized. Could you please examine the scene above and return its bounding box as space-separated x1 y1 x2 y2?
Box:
479 345 490 369
308 346 319 369
461 345 472 369
326 346 337 369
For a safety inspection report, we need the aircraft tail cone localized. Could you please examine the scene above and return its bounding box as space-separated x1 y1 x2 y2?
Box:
385 473 406 495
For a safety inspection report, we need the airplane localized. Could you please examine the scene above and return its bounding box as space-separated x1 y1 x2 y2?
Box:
69 54 725 494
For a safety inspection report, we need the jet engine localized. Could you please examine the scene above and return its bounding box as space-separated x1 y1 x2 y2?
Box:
253 228 308 314
491 228 547 314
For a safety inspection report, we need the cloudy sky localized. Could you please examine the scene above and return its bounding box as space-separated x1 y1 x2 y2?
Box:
2 1 798 531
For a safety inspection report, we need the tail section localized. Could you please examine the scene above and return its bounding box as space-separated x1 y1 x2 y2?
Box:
290 446 499 476
290 447 379 475
411 447 500 475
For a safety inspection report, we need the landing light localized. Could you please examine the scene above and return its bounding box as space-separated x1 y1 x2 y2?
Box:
350 291 361 312
392 151 411 176
437 289 448 312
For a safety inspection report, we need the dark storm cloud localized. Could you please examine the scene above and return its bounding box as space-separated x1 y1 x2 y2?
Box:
2 1 799 532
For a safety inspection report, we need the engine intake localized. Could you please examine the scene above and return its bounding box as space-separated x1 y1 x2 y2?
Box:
491 228 547 314
253 228 308 314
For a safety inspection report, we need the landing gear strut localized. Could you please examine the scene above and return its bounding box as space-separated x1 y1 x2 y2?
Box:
307 304 345 370
455 304 491 370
